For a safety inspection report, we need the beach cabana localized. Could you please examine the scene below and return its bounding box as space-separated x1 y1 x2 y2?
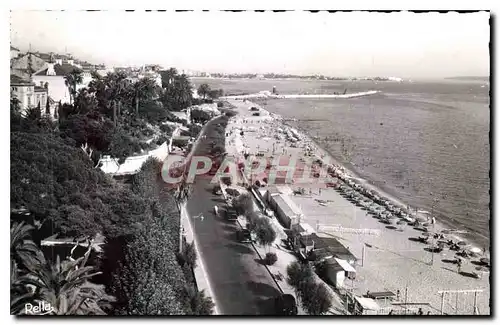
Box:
353 296 380 315
322 257 357 288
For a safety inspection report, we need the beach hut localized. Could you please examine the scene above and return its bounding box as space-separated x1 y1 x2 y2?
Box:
321 257 357 288
352 296 380 315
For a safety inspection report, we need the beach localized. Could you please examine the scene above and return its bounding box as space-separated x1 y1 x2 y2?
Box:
222 98 490 315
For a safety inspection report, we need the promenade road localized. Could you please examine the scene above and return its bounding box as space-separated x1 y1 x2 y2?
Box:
181 117 281 315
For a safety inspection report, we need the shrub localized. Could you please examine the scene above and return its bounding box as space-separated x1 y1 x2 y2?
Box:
160 124 175 134
210 145 225 156
225 111 237 117
221 176 232 186
225 188 239 197
254 217 276 248
265 252 278 265
298 280 332 315
217 101 224 108
286 261 314 288
245 211 260 232
156 135 169 145
233 193 254 215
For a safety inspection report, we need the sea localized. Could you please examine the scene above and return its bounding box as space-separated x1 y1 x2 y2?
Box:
192 77 491 247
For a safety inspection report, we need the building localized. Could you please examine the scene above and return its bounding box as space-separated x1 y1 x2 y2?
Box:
11 75 36 113
297 233 357 264
11 52 50 79
32 62 85 104
321 256 357 288
10 46 20 59
266 191 303 229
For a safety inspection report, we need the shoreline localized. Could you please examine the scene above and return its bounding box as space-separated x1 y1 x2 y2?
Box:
221 90 380 100
223 98 490 314
279 120 488 249
235 100 487 255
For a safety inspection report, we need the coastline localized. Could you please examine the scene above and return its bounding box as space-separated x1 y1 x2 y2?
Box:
279 120 488 250
223 98 490 314
221 90 380 100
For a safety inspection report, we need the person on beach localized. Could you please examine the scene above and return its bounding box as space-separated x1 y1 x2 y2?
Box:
457 258 462 273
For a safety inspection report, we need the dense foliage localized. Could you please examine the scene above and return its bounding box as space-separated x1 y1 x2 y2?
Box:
11 65 212 315
286 261 332 315
10 132 152 239
10 222 115 315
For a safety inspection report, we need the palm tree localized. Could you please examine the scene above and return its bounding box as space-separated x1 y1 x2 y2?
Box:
11 260 40 315
64 69 83 105
161 68 178 88
133 77 157 116
29 247 115 315
10 222 44 315
197 84 211 100
11 222 45 273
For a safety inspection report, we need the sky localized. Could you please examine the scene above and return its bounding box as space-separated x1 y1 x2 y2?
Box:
9 10 490 78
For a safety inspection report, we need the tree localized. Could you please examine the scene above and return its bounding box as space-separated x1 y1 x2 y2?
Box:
160 68 178 89
197 83 211 99
179 242 197 269
286 261 332 315
10 222 45 273
59 111 115 153
24 102 41 120
245 211 260 232
286 261 313 289
233 193 254 215
254 217 276 249
45 97 51 115
11 94 21 114
160 69 194 111
11 132 150 239
110 220 187 315
29 251 115 315
132 77 158 116
74 87 99 114
190 108 212 123
64 69 84 105
208 89 223 99
186 288 215 315
297 280 332 315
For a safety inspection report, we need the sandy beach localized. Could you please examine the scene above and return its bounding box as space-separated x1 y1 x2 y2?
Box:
222 98 490 315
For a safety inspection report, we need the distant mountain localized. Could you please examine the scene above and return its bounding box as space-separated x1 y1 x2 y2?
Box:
445 76 489 81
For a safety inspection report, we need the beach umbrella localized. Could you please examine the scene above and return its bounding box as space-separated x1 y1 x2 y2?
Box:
480 257 490 266
469 247 482 254
475 266 490 273
457 241 468 246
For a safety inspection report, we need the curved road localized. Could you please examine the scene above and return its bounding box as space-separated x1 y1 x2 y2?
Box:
183 117 281 315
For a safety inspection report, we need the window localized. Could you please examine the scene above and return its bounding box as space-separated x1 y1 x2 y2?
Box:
27 96 31 107
40 81 44 87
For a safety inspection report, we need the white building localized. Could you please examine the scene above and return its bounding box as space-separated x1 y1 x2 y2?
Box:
11 75 49 115
32 62 89 104
10 46 20 59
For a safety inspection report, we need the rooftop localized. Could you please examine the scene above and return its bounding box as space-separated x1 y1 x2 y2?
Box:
34 63 82 77
299 233 356 260
10 74 34 86
271 193 303 217
10 45 20 51
34 86 48 92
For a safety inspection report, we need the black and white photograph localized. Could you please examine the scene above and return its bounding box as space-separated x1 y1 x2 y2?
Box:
7 7 491 317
